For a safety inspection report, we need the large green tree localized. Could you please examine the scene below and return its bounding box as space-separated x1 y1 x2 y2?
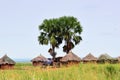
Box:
38 16 82 59
59 16 82 53
38 18 62 60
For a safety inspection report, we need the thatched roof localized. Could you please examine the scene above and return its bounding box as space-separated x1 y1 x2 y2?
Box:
31 54 48 62
98 53 113 60
82 53 97 61
117 56 120 61
0 54 16 65
60 51 81 62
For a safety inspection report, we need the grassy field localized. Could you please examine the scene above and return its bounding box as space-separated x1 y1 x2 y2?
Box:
0 63 120 80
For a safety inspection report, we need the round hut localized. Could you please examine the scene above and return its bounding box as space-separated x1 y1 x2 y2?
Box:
0 54 16 69
97 53 113 63
82 53 97 63
117 57 120 62
111 57 120 64
31 54 48 66
60 51 81 66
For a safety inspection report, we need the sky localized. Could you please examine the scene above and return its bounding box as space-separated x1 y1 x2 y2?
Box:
0 0 120 60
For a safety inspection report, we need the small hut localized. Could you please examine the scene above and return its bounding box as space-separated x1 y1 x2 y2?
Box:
82 53 97 63
111 57 120 64
117 57 120 63
31 54 48 66
111 57 119 64
97 53 113 63
60 51 81 66
0 54 16 69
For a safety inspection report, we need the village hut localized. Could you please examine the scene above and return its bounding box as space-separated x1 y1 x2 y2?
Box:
0 54 16 69
31 54 48 66
60 51 81 66
117 57 120 63
111 57 119 64
97 53 113 63
82 53 97 63
111 57 120 64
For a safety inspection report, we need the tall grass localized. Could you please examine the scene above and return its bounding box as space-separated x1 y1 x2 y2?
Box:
0 63 120 80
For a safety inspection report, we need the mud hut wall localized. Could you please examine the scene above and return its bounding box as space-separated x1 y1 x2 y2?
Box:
0 64 15 69
32 61 43 66
82 60 97 64
60 61 80 66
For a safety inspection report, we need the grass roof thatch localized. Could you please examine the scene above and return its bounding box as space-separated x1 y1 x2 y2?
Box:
117 56 120 61
82 53 97 61
60 51 81 62
0 54 16 65
31 54 48 62
98 53 113 60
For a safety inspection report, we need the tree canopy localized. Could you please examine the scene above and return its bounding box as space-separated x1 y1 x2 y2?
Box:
38 18 62 59
38 16 83 58
59 16 82 53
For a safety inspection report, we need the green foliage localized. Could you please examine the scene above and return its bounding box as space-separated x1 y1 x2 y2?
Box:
73 36 82 44
38 16 83 55
50 35 57 47
106 65 116 75
104 65 118 80
58 16 82 53
38 18 61 58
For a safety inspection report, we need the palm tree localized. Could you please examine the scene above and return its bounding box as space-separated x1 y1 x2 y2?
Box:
59 16 83 54
38 18 62 60
38 16 82 58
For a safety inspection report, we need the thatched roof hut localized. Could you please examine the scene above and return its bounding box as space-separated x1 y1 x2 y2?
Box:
98 54 112 60
82 53 97 63
97 53 113 63
60 51 81 63
31 54 48 66
0 54 16 69
117 57 120 62
31 54 48 62
112 57 120 63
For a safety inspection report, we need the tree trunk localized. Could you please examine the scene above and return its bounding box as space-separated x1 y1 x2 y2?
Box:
66 41 70 54
52 45 55 61
66 35 70 54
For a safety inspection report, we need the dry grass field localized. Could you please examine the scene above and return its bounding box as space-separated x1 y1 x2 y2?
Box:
0 63 120 80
